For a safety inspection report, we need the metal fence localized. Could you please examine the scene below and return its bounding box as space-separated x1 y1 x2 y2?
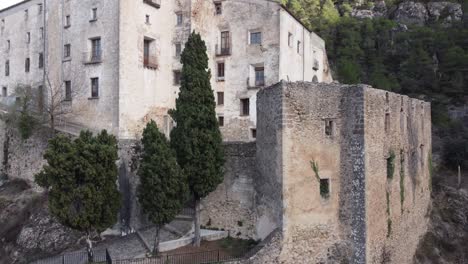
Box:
32 249 110 264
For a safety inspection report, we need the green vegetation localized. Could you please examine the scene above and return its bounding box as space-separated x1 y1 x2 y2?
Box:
220 237 258 257
310 160 320 181
387 150 396 180
35 130 121 261
387 218 393 238
170 32 225 246
137 120 188 254
400 150 405 214
7 85 37 140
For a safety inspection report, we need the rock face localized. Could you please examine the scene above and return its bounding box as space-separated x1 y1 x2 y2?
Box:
427 2 463 24
16 210 81 253
393 1 429 26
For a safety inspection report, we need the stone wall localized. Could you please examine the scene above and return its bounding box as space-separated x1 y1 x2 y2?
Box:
200 142 257 239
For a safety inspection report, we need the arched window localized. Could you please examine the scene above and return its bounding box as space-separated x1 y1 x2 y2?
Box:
312 75 318 83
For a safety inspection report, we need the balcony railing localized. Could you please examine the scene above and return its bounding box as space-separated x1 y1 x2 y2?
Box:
144 55 158 69
247 77 266 89
215 44 231 57
83 51 102 64
143 0 161 8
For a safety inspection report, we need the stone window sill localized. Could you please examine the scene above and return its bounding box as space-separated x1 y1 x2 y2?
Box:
89 19 98 23
88 97 99 100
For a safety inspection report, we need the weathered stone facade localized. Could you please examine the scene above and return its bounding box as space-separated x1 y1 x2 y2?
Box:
0 0 332 142
202 81 432 263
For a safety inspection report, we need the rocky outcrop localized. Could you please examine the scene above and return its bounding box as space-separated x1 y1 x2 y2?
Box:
427 2 463 24
393 1 428 26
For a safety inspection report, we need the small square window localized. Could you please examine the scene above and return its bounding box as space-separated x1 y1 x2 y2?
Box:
214 2 222 15
176 13 183 26
218 116 224 127
217 92 224 105
320 179 330 199
173 70 182 85
240 98 249 116
250 32 262 45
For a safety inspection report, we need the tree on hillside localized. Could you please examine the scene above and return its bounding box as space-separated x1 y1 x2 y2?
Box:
169 32 225 247
137 120 188 255
35 130 121 261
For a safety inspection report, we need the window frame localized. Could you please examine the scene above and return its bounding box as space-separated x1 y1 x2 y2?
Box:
240 98 250 116
176 13 183 26
217 62 225 80
25 58 30 73
214 2 222 15
250 31 262 45
254 67 265 87
217 92 224 106
64 44 71 58
64 81 72 101
90 78 99 98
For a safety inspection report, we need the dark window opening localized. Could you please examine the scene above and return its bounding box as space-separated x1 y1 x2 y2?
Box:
215 2 222 15
325 120 334 136
91 8 98 21
173 70 181 85
64 81 72 101
219 31 230 55
251 129 257 139
254 67 264 86
240 98 249 116
320 179 330 199
217 92 224 105
2 87 6 97
218 116 224 127
90 38 102 62
145 15 150 24
143 39 157 68
288 32 293 47
38 53 43 68
5 60 9 76
176 13 183 25
64 44 71 58
25 58 30 72
91 78 99 98
65 15 71 27
217 62 225 80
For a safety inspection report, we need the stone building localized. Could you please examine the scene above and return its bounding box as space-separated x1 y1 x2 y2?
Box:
201 81 432 263
0 0 332 141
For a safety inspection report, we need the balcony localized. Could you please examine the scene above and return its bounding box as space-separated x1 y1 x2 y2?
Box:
83 51 102 64
215 44 231 57
144 55 158 69
143 0 161 8
247 77 265 89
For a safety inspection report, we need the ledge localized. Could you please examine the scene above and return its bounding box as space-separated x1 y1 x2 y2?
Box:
88 97 99 100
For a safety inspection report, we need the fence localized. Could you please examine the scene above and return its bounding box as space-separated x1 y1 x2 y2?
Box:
33 248 244 264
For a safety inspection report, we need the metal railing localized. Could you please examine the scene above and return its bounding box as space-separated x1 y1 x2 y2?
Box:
215 44 231 56
32 249 109 264
83 51 102 64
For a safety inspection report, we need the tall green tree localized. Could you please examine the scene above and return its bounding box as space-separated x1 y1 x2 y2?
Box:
137 120 187 254
170 32 225 247
35 130 121 261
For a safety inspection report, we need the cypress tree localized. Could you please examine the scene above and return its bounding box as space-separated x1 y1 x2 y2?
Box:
169 32 225 246
35 130 121 261
137 120 187 254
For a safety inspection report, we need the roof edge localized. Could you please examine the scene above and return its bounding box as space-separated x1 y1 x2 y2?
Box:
0 0 34 15
279 4 313 33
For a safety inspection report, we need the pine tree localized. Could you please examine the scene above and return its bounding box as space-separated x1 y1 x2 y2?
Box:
137 120 188 254
169 32 225 247
35 130 121 261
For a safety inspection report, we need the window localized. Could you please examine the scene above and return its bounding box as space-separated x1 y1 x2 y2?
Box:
175 43 182 57
91 8 98 21
217 62 225 80
145 15 150 24
176 13 183 26
40 27 44 39
217 92 224 105
214 2 222 15
6 40 10 51
297 41 301 54
288 32 293 47
91 78 99 98
218 116 224 126
26 32 30 43
64 44 71 58
220 31 230 55
250 32 262 45
312 75 318 83
38 53 43 68
325 120 334 136
25 58 30 72
173 70 181 85
144 38 157 68
24 9 28 19
91 38 101 61
65 15 71 27
320 179 330 199
38 4 43 14
240 98 249 116
254 67 265 86
64 81 72 101
251 129 257 139
2 87 7 97
5 60 9 76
